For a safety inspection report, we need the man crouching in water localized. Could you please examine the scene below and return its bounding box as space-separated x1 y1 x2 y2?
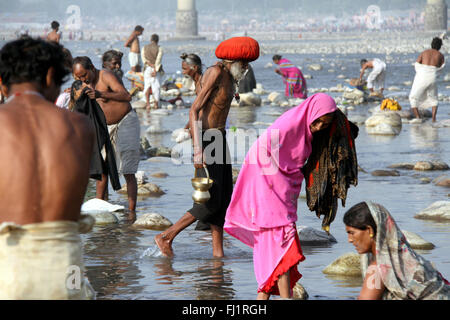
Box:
72 55 141 214
0 37 95 299
155 37 260 257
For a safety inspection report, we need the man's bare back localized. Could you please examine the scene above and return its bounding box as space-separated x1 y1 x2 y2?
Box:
47 30 60 43
417 49 444 68
192 63 235 131
0 95 94 225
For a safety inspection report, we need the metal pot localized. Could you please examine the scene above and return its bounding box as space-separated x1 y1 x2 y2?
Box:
191 167 213 204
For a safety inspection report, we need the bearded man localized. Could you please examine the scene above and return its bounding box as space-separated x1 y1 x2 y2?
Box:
155 37 260 258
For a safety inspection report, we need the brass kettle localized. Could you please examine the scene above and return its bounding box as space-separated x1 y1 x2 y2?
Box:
191 167 214 204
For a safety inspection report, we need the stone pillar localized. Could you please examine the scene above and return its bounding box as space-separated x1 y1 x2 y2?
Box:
425 0 447 31
172 0 205 40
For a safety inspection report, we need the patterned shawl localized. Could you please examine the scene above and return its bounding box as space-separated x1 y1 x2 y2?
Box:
361 202 450 300
302 109 358 232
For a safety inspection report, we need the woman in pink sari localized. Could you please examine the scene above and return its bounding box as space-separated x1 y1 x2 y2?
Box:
273 55 307 99
224 93 337 299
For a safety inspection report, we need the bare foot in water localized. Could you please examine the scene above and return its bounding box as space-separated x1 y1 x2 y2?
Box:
154 234 174 257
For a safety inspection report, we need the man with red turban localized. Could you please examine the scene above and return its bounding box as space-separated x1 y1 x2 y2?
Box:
155 37 259 257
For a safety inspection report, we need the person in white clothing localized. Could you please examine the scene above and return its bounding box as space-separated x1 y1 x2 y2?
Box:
359 58 386 95
141 34 164 111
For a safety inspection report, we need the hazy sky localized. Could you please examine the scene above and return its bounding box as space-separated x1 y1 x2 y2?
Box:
0 0 429 18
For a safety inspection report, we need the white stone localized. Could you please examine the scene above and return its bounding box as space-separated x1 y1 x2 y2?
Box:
239 92 262 106
365 112 402 135
86 212 119 225
297 226 337 244
133 213 173 230
81 198 124 213
172 128 191 143
401 230 435 250
308 64 323 71
322 253 361 276
131 100 146 109
135 171 148 185
415 201 450 221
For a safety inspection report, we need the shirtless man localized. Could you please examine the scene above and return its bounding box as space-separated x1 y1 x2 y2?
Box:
73 56 140 213
124 25 144 73
0 37 94 299
409 37 445 122
46 20 61 43
155 37 260 258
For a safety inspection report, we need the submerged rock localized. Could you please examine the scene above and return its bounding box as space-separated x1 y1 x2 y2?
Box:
433 175 450 187
133 213 172 230
86 212 119 225
388 163 415 170
239 92 262 106
151 172 169 179
322 253 361 277
414 201 450 221
402 230 435 250
371 170 400 177
297 226 337 245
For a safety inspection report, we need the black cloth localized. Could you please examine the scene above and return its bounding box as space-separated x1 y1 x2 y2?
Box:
73 91 121 191
302 109 359 232
189 130 233 228
238 64 256 93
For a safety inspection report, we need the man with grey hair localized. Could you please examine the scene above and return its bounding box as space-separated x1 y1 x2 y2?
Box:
154 37 260 258
142 33 164 111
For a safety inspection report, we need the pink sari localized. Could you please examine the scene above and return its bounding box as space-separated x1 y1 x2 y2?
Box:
224 93 337 293
278 58 307 99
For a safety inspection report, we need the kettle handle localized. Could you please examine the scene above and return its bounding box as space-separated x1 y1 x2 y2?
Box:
194 166 210 180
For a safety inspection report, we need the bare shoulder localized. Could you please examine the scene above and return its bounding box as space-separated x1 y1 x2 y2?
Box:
202 64 223 83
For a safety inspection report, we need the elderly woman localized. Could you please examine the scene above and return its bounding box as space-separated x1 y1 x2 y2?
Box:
343 201 450 300
225 93 358 299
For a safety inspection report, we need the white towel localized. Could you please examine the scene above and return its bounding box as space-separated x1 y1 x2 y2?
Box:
409 62 445 109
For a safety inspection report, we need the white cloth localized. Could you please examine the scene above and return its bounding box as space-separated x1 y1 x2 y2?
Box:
0 216 96 299
128 52 141 67
55 91 70 109
367 58 386 90
409 62 445 109
144 66 161 103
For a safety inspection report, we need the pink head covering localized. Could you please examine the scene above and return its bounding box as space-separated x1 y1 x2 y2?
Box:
224 93 337 246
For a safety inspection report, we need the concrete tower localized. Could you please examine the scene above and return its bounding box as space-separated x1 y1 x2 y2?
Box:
425 0 448 31
173 0 205 40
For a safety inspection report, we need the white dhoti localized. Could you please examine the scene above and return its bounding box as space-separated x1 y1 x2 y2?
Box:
0 216 96 300
128 52 141 68
409 62 445 109
144 66 161 104
367 58 386 90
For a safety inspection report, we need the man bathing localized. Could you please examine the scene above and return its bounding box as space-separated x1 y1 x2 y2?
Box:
124 25 144 73
154 37 260 258
73 56 140 213
409 37 445 122
0 37 95 299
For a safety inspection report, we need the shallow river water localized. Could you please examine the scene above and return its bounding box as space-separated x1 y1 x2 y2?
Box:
6 37 449 300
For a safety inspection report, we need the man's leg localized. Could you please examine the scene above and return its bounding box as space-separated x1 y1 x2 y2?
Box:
155 212 197 257
96 174 108 200
151 74 160 109
210 224 224 258
411 107 421 119
277 270 291 299
432 106 438 122
124 174 137 212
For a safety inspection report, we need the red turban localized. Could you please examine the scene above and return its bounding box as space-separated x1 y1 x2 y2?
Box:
215 37 260 62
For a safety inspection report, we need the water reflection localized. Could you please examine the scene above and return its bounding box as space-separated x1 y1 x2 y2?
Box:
194 259 235 300
409 123 439 150
84 225 145 299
